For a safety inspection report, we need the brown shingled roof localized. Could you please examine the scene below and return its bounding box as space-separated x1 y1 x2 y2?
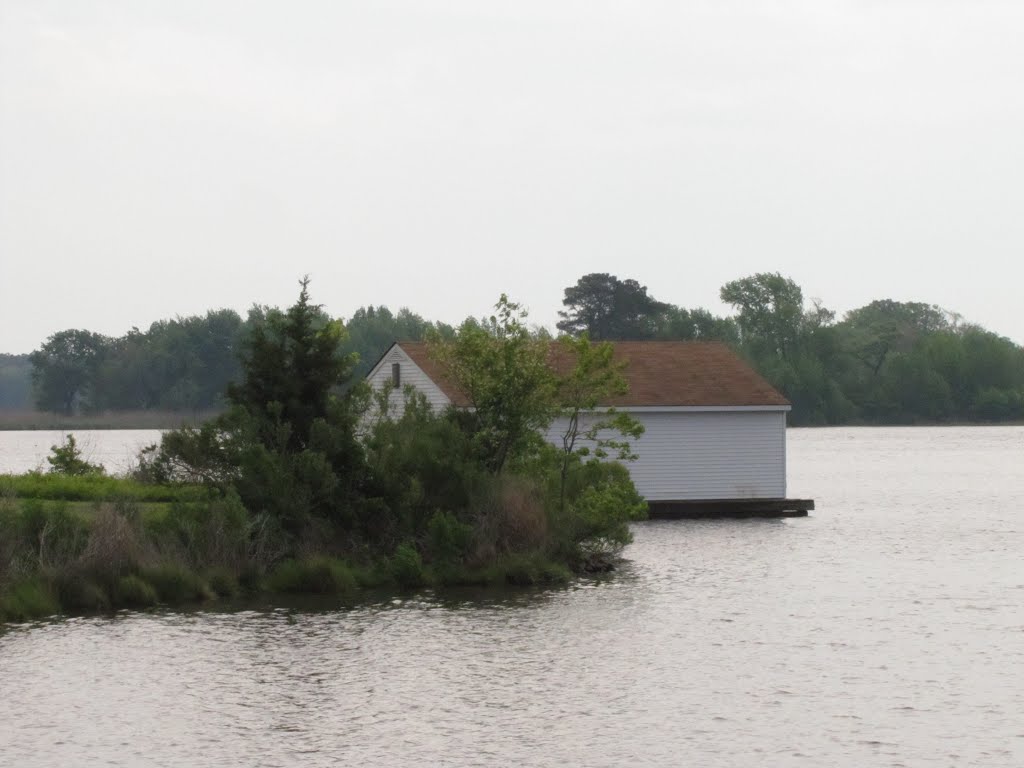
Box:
396 341 788 408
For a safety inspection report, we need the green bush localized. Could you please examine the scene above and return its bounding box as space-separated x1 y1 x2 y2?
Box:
439 553 572 587
427 510 473 567
77 505 148 584
0 579 60 621
389 542 426 588
206 567 241 598
21 502 90 569
494 553 572 586
470 474 548 557
142 565 213 604
363 393 485 546
265 557 357 595
46 434 106 476
115 575 158 607
55 574 111 613
557 460 647 565
146 492 249 570
352 560 393 589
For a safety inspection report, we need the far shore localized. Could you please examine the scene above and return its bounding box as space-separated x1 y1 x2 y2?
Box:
2 408 1022 431
0 409 220 431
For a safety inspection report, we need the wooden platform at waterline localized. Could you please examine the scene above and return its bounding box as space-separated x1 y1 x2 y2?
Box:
647 498 815 519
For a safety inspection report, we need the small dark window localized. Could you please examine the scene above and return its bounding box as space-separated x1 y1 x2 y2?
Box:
391 362 401 388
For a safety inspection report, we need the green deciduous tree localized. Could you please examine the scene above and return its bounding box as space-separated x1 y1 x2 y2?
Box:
0 354 32 410
720 272 807 359
30 330 111 414
430 295 556 473
553 334 644 511
656 306 740 343
343 306 455 379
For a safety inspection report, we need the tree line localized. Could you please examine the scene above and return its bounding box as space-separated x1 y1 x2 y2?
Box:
557 272 1024 424
12 306 453 415
11 272 1024 425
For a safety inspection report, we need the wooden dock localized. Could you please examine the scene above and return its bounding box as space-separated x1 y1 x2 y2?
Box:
647 498 815 519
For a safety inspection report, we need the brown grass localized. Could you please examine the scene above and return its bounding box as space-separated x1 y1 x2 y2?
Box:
78 503 152 577
470 475 548 562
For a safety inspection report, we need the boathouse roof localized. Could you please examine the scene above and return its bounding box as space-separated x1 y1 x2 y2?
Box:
390 341 789 409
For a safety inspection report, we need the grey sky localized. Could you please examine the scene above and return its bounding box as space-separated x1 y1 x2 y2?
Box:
2 0 1022 353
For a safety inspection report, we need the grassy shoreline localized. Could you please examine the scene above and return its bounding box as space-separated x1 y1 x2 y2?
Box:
0 474 586 625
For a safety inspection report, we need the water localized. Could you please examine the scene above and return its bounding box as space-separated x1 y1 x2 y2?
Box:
0 429 163 475
1 427 1023 767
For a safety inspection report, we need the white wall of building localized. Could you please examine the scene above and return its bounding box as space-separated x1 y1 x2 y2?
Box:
365 345 451 418
546 410 787 501
369 344 788 502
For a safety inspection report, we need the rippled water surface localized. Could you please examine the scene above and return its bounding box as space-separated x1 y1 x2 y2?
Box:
2 427 1023 767
0 429 162 474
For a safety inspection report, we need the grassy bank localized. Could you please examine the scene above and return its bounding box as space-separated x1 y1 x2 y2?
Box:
0 473 209 503
0 409 220 431
0 486 578 625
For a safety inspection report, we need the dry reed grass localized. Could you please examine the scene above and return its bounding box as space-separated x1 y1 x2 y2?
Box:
470 475 549 563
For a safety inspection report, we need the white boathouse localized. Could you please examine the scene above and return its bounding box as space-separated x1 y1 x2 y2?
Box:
366 341 810 516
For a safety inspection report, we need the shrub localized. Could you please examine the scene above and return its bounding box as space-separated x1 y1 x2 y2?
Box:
206 567 241 599
427 510 473 567
142 564 213 604
265 557 357 595
28 503 90 570
146 492 249 571
389 542 426 588
115 575 158 607
363 392 485 547
441 553 573 587
0 579 60 621
46 434 105 476
560 461 647 566
491 548 573 585
0 497 18 585
55 573 111 613
470 475 548 560
495 553 573 586
80 505 149 582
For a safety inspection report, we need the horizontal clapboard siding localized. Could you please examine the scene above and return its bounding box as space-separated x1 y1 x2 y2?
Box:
366 346 451 416
546 410 786 501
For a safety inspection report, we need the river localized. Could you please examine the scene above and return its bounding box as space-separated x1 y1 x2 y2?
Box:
1 427 1022 767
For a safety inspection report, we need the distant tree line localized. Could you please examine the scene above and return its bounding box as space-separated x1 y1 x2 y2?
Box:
16 306 453 416
0 354 32 409
11 272 1024 425
557 272 1024 425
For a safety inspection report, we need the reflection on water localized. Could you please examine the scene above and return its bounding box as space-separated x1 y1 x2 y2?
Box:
2 427 1023 767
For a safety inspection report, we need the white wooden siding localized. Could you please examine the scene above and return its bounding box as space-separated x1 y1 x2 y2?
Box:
367 344 788 502
545 410 786 501
365 346 451 417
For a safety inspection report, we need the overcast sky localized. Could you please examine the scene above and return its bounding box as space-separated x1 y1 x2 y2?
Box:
2 0 1022 353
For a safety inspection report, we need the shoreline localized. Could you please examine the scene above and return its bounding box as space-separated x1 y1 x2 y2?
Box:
0 409 219 431
3 416 1023 431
